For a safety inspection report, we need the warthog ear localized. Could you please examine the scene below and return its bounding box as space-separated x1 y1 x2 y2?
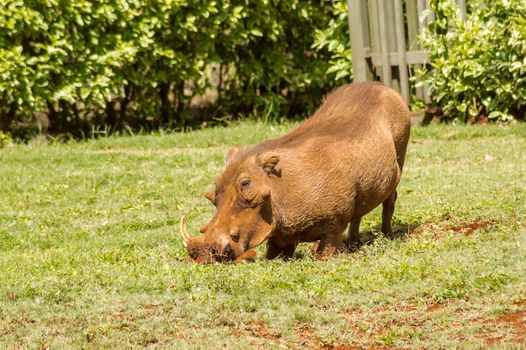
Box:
225 146 243 165
257 153 280 177
204 189 215 205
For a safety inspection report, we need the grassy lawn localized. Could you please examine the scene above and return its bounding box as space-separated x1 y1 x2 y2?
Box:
1 121 525 349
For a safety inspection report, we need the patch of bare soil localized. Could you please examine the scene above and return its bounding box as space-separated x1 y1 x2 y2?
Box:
295 324 325 349
408 218 495 239
327 346 391 350
246 322 281 342
324 344 393 350
230 320 282 347
142 303 161 310
446 219 493 236
336 302 454 349
299 301 524 349
426 303 448 312
0 323 15 337
478 305 526 346
141 338 159 346
295 322 392 350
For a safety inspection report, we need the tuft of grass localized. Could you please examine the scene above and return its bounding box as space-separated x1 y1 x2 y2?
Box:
1 121 526 349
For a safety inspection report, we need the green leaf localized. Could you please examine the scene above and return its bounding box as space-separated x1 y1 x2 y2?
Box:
250 29 263 37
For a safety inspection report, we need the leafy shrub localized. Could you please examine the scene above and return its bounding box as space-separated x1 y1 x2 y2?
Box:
211 1 336 120
312 0 352 82
420 0 526 122
0 131 12 148
0 0 338 136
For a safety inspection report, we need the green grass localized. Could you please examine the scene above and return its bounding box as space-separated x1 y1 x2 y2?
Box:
1 121 525 349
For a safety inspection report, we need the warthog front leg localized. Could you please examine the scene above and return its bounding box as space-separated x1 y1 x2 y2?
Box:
316 225 346 259
265 238 296 260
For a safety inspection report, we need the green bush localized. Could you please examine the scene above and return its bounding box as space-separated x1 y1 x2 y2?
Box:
312 0 352 82
0 1 340 136
209 1 336 120
0 130 12 148
420 0 526 122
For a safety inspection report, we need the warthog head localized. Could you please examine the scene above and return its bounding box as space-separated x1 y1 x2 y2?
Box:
181 147 279 263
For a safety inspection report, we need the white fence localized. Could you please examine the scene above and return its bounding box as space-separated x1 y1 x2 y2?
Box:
347 0 467 103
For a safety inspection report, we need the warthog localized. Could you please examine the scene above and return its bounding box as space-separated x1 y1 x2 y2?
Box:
181 81 411 263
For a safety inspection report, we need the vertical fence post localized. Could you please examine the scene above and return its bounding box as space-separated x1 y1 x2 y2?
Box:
407 0 425 100
458 0 467 19
418 0 433 103
416 0 427 31
394 0 409 102
376 0 392 85
406 0 420 49
348 0 459 105
347 0 372 81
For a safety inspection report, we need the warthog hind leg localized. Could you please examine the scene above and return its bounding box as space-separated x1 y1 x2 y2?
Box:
346 216 362 251
381 191 397 239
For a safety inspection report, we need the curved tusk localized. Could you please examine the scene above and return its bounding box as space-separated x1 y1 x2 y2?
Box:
180 216 190 247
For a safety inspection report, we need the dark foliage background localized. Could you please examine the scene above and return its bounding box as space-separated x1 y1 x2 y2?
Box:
0 0 351 138
1 0 525 140
420 0 526 123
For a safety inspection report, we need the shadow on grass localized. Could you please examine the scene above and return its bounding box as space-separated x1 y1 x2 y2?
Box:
292 221 422 260
359 222 422 247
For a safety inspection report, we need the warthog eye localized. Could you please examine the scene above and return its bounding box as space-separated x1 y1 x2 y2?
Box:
240 178 251 190
230 227 240 242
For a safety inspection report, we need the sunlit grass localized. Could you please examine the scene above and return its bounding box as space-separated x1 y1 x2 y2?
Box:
1 121 525 349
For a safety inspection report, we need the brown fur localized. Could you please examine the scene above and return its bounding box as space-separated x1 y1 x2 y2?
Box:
185 82 411 263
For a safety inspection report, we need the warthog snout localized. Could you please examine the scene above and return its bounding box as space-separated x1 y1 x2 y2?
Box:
180 217 238 263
